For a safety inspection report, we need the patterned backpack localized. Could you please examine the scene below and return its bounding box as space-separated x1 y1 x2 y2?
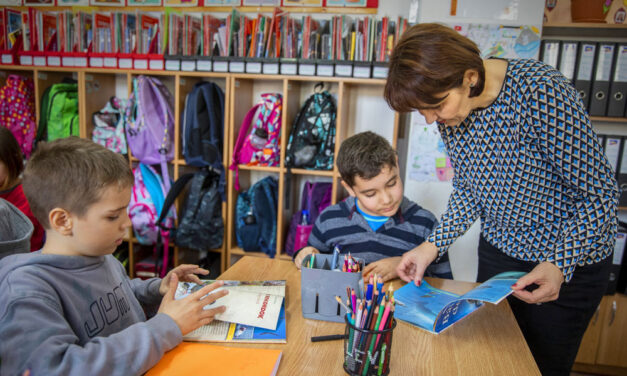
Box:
92 97 127 154
0 75 37 158
128 163 176 277
230 93 282 190
125 76 175 191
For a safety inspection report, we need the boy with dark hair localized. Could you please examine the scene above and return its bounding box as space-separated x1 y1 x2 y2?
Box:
0 137 228 376
294 131 451 281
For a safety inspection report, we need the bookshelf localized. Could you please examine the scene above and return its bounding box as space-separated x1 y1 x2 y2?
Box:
0 64 397 275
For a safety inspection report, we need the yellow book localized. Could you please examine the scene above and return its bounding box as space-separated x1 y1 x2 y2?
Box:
350 31 356 60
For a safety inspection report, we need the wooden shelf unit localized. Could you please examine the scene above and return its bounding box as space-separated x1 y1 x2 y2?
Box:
0 65 398 275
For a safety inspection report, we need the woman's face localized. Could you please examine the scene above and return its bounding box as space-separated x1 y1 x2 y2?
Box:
417 86 474 127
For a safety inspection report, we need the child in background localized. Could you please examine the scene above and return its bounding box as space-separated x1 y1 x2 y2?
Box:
0 127 44 251
294 131 452 282
0 137 228 376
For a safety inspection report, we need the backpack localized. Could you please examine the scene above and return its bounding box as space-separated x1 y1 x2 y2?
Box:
235 176 279 257
125 76 175 190
284 181 332 256
36 81 79 142
92 97 127 154
0 75 37 159
181 81 226 200
285 86 336 171
230 93 282 190
157 170 224 252
129 163 176 278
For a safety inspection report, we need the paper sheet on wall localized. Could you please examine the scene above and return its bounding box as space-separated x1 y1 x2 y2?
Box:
407 112 453 183
451 23 541 59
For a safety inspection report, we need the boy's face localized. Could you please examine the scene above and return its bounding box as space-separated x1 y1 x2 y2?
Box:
66 185 132 257
342 164 404 217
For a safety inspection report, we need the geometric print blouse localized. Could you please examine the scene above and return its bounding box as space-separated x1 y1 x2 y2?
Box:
427 59 619 282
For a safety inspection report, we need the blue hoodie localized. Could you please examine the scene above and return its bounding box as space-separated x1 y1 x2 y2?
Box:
0 252 182 376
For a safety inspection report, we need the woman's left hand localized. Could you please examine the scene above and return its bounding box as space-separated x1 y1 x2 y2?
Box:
510 262 564 304
159 264 210 296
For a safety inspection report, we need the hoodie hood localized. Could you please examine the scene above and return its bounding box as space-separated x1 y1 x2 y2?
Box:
0 198 33 258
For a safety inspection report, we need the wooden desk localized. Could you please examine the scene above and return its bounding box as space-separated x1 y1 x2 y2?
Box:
217 256 540 376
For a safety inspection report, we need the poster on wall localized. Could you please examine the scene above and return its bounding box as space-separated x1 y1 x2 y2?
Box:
89 0 123 5
24 0 55 5
407 112 453 183
451 23 541 59
127 0 161 5
0 0 22 5
60 0 90 5
327 0 367 6
164 0 197 6
204 0 240 5
242 0 280 5
283 0 322 6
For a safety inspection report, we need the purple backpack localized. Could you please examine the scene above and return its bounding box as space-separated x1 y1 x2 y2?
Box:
230 93 282 190
125 76 175 190
0 75 36 158
285 181 332 256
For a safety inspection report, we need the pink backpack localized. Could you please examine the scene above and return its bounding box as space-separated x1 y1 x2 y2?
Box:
0 75 36 158
230 93 282 190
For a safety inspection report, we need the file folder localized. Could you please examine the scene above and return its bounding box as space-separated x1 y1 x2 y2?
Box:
604 136 622 176
574 42 597 111
617 136 627 206
558 41 578 83
590 43 617 116
540 40 560 69
608 44 627 117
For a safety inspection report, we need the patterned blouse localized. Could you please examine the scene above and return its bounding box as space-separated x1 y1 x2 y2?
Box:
427 59 619 282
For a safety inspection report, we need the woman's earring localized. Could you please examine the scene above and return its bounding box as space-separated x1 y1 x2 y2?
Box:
469 82 475 88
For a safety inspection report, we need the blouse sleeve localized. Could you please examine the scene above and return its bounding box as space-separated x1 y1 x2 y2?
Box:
528 76 619 282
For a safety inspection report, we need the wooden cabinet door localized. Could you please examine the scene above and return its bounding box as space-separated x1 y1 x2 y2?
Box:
574 296 610 364
597 294 627 368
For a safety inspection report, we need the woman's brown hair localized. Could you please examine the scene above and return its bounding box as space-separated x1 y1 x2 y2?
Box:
0 127 24 188
384 23 485 113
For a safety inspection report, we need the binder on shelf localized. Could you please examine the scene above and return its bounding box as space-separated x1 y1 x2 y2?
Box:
352 60 371 78
262 58 279 75
280 58 298 75
298 59 316 76
607 229 626 295
574 42 597 111
558 41 578 83
180 56 196 71
195 56 212 72
590 43 617 117
608 44 627 118
540 40 560 70
246 57 263 74
617 137 627 207
603 136 622 176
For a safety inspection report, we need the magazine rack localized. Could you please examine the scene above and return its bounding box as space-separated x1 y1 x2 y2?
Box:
301 253 364 323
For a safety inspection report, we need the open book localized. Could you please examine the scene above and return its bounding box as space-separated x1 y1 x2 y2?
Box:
175 280 286 343
394 271 525 334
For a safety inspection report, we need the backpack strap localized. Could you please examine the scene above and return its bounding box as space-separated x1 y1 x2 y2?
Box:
198 83 227 202
230 103 262 191
157 172 195 228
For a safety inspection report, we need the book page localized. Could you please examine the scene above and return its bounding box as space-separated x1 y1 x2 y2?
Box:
394 280 460 333
184 320 230 342
458 271 525 304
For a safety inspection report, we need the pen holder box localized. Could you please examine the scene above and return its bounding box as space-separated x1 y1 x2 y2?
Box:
344 315 396 376
301 253 364 323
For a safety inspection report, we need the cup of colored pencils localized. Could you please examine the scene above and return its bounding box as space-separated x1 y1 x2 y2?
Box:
342 278 397 376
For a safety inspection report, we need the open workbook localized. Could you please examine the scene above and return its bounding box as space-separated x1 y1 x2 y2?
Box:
394 271 526 334
175 280 286 343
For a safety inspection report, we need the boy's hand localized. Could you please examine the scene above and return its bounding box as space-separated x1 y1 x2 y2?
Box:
294 247 319 270
158 274 228 335
511 262 564 304
363 257 401 282
396 242 439 286
159 264 209 296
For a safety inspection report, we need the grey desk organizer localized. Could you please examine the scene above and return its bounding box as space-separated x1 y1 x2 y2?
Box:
301 253 364 323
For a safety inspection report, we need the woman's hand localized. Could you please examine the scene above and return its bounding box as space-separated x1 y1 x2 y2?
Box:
294 247 319 270
363 257 402 282
511 262 564 304
158 274 227 335
396 242 439 286
159 264 209 296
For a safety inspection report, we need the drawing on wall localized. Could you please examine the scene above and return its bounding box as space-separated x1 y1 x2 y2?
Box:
60 0 89 5
24 0 55 5
407 112 453 183
204 0 240 5
90 0 123 5
327 0 367 6
452 23 541 59
283 0 322 6
127 0 161 5
164 0 197 6
0 0 22 5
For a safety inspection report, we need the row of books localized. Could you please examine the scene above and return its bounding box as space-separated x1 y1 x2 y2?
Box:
0 7 408 78
540 40 627 118
1 0 376 7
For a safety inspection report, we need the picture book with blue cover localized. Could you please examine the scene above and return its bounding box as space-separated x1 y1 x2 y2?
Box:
394 271 525 334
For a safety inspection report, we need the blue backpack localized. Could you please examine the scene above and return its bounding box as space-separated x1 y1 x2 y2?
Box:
235 176 278 257
182 81 226 201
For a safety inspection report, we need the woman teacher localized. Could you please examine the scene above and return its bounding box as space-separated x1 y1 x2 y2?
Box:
386 23 618 376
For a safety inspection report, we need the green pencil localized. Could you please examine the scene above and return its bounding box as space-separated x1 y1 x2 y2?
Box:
363 304 384 376
377 343 387 376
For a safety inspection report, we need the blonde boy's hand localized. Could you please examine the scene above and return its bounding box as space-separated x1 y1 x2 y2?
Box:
363 257 401 282
158 274 228 335
159 264 209 296
294 247 319 270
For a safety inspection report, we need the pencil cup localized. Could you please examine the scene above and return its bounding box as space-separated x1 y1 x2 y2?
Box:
343 315 396 376
301 253 364 323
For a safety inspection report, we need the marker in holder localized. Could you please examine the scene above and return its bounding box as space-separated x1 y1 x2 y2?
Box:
344 315 396 376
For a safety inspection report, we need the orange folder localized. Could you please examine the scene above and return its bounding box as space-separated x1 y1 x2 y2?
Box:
147 342 282 376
